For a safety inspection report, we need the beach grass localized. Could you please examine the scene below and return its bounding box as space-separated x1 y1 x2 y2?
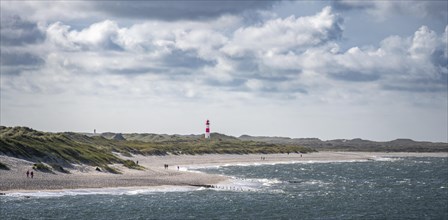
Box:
123 160 145 170
0 126 315 172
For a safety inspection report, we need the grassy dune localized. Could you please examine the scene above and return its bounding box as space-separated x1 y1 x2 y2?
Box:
0 126 314 171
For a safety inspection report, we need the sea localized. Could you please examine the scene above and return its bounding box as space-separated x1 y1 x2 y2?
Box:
1 157 447 219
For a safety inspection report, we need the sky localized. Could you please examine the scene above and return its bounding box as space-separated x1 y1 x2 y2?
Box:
1 0 447 142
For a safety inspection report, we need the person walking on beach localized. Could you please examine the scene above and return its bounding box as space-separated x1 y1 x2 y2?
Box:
30 171 34 179
26 170 30 178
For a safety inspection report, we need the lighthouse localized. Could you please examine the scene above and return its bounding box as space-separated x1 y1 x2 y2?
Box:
205 119 210 139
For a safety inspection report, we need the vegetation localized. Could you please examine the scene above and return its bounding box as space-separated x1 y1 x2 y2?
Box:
240 136 448 152
102 165 121 174
32 163 53 173
0 126 315 173
123 160 144 170
4 126 445 175
0 161 10 170
50 163 70 173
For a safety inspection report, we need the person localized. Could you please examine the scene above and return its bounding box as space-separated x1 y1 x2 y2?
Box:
26 170 29 178
30 171 34 179
177 166 179 171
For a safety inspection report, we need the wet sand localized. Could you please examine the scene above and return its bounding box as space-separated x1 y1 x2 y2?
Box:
1 152 446 193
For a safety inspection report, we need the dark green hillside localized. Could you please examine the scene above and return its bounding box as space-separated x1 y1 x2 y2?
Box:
239 135 448 152
0 127 122 167
0 127 314 170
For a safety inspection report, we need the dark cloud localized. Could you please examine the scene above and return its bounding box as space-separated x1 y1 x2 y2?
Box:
330 71 381 82
1 51 44 66
108 67 166 75
205 78 246 88
331 1 376 11
161 49 216 68
253 74 295 82
0 51 44 75
332 0 448 20
92 1 279 21
431 49 448 70
382 69 447 93
230 55 259 73
0 15 44 46
257 85 307 94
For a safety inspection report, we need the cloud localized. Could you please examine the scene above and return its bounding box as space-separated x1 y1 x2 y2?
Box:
1 51 43 66
91 1 279 21
222 6 343 56
1 1 278 23
45 20 122 51
300 25 448 92
2 6 446 108
333 0 448 20
0 15 45 46
1 3 447 142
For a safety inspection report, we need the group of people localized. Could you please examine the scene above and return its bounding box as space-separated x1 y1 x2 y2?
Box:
26 170 34 178
164 164 181 171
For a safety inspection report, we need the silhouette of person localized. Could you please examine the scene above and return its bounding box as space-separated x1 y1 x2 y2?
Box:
30 171 34 179
26 170 29 178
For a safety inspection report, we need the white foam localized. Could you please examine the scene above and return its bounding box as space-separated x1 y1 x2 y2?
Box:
205 176 284 193
3 186 198 198
187 159 373 171
370 157 402 162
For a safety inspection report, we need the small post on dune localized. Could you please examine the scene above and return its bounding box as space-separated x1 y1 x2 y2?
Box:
205 119 210 139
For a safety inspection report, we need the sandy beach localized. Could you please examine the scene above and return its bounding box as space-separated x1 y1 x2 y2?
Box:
1 152 446 193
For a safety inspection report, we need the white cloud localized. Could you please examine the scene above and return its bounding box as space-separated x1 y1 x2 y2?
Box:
5 7 446 101
46 20 122 51
222 6 343 56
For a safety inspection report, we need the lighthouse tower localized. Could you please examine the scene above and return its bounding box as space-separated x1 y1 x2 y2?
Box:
205 119 210 139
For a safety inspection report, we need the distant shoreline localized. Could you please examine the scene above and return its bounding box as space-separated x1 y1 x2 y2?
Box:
1 152 447 194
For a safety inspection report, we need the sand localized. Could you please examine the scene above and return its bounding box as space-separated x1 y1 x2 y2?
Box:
1 152 446 193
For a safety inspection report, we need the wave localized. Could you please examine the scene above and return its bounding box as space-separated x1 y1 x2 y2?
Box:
369 157 402 162
2 186 199 198
187 159 379 171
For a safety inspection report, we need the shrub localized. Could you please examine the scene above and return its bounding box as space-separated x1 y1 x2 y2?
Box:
0 162 10 170
32 163 53 173
123 160 144 170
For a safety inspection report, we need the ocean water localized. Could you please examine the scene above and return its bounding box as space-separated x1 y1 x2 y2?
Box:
1 157 447 219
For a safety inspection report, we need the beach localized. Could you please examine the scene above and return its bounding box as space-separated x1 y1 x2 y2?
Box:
1 152 446 193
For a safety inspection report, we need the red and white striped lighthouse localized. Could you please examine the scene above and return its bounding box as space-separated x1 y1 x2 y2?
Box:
205 119 210 139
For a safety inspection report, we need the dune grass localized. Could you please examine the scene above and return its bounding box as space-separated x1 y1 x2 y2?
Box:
0 126 315 173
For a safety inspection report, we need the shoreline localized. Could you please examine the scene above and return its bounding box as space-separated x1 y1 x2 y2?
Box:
1 152 446 194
